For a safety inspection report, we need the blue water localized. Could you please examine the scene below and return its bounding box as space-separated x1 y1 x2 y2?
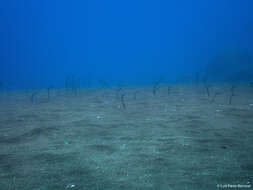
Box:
0 0 252 89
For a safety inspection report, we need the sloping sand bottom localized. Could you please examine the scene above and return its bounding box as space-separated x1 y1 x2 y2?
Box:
0 84 253 190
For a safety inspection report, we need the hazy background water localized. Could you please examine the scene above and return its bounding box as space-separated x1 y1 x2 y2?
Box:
0 0 252 89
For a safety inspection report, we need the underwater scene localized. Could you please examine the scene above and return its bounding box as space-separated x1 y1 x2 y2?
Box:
0 0 253 189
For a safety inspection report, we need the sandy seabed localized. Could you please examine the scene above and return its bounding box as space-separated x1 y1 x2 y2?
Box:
0 84 253 190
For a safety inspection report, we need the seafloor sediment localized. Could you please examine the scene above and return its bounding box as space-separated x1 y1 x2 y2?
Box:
0 84 252 190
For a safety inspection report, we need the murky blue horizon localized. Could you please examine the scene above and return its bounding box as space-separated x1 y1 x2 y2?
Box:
0 0 252 89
